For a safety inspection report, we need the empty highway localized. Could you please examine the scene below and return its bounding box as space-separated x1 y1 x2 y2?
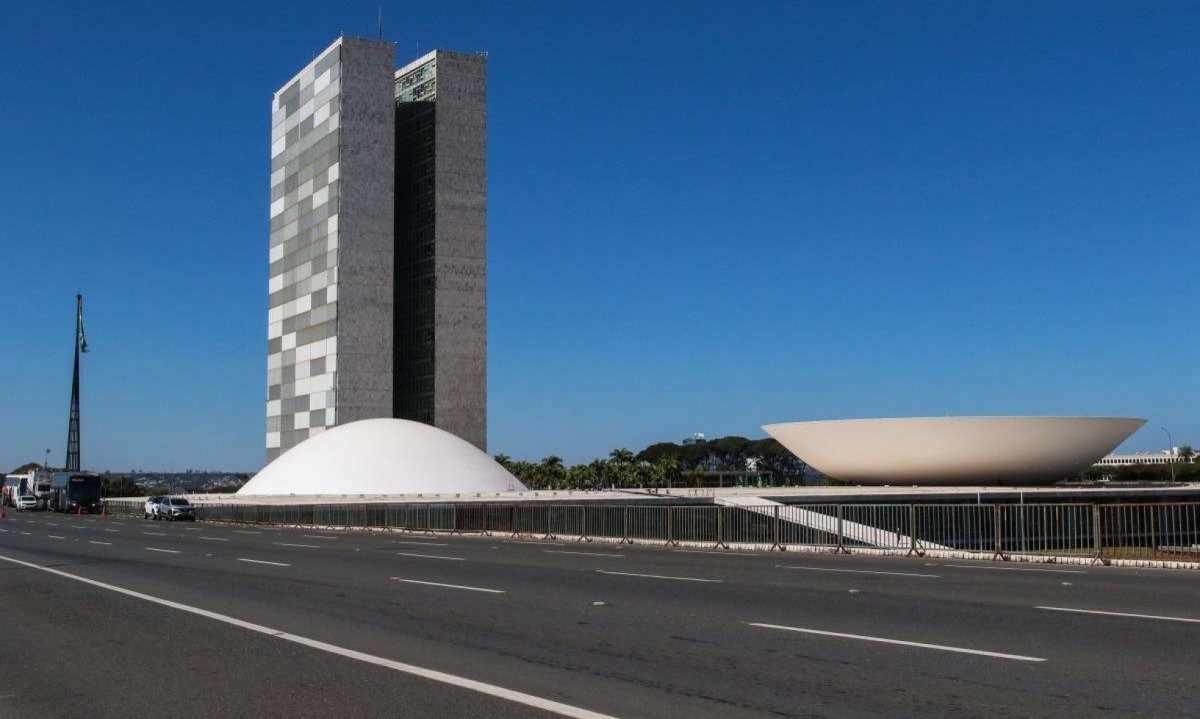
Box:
1 512 1197 718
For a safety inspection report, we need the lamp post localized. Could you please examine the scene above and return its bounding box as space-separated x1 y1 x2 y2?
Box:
1161 427 1176 483
44 448 50 473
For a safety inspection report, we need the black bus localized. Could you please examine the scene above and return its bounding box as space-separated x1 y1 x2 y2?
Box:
47 472 102 513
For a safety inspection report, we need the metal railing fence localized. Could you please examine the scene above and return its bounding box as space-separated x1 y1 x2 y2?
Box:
102 500 1200 563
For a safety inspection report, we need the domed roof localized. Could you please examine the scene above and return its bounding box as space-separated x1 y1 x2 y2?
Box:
239 419 525 496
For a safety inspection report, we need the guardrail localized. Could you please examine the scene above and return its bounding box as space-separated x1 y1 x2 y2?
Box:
103 501 1200 564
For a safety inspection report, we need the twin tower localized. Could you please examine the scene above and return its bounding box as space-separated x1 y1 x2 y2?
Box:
267 36 487 462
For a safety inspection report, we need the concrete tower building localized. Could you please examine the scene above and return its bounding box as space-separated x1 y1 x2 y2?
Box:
267 37 486 463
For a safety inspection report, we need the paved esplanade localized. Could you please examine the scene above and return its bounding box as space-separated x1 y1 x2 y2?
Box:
1 514 1196 718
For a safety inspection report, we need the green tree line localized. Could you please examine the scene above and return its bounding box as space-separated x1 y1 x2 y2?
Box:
494 436 807 490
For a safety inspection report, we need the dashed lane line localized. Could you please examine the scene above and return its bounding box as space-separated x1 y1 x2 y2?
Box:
393 541 449 547
1036 606 1200 624
237 558 291 567
395 552 464 561
198 537 229 542
544 550 624 558
142 532 166 536
144 547 180 554
942 564 1085 575
0 553 619 719
777 565 940 579
234 531 262 535
391 578 505 594
274 542 320 549
302 535 339 540
89 541 112 546
597 570 722 583
748 623 1046 662
47 535 65 540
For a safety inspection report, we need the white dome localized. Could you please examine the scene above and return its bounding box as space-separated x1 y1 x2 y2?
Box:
240 419 525 496
764 416 1145 486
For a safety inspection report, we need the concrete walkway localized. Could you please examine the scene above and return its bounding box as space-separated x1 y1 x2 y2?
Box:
716 495 950 550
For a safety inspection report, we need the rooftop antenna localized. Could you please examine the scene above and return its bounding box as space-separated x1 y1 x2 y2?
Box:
377 6 383 40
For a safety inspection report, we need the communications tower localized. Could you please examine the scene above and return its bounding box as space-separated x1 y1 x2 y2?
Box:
65 294 89 472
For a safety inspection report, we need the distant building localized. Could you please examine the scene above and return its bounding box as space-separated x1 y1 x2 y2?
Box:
1095 448 1192 467
682 433 706 446
267 36 487 462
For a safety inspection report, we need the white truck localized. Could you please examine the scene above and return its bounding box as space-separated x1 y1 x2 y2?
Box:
2 471 49 507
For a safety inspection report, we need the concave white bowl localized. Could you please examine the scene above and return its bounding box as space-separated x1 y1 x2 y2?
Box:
762 416 1146 486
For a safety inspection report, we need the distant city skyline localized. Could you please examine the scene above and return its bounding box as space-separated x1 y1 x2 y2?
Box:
1 1 1197 472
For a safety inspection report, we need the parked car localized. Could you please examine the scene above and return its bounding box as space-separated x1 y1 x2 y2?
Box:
158 497 195 521
16 495 41 511
144 496 163 519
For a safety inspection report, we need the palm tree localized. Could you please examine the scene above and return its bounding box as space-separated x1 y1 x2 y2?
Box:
540 455 566 489
609 448 634 465
510 460 537 488
655 455 680 489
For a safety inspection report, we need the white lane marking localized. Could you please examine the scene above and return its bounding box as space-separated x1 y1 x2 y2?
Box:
234 531 262 535
237 558 291 567
144 547 180 554
274 542 320 549
109 522 124 525
182 527 202 531
545 550 623 558
748 623 1045 662
198 537 229 542
597 570 722 583
89 541 112 546
516 541 564 546
395 552 464 561
0 528 7 533
394 541 449 547
302 535 338 540
1036 606 1200 624
19 532 31 535
48 535 65 540
142 532 166 536
104 529 120 533
944 564 1085 575
0 553 615 719
44 522 60 526
777 565 940 579
675 549 756 556
391 578 505 594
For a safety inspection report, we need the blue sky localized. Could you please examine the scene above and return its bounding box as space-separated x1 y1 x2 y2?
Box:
1 1 1196 472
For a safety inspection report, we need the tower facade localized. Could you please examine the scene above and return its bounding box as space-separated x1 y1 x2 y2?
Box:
393 50 488 453
267 37 486 463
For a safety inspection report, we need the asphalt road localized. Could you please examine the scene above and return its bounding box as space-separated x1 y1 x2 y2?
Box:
0 511 1197 718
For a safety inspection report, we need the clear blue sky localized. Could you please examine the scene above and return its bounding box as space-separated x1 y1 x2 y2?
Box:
1 1 1196 472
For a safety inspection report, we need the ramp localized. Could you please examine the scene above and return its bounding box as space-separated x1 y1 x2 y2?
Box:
716 496 949 550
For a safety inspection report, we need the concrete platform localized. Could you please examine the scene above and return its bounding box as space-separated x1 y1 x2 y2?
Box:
106 482 1200 507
